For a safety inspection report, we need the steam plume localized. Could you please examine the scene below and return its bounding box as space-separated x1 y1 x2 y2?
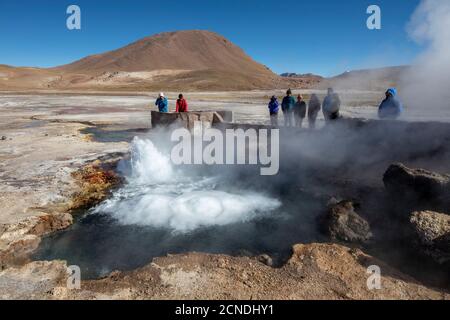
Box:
400 0 450 111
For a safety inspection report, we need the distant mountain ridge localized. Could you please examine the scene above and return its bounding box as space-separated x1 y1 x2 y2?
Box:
323 66 410 90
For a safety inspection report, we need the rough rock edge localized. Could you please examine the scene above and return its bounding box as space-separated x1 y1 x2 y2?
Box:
383 163 450 205
322 200 373 243
410 211 450 264
1 243 448 300
0 154 124 270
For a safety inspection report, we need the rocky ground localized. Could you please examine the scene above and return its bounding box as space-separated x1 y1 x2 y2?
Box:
2 243 448 300
0 93 449 300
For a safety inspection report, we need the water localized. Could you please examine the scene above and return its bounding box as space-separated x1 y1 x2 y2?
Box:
34 136 325 278
33 123 450 288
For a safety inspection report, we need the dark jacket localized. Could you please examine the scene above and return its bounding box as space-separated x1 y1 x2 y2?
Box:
294 100 307 118
281 96 296 112
308 95 321 119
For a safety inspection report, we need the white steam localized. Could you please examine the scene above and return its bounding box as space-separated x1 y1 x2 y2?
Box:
95 137 281 233
127 137 173 184
400 0 450 110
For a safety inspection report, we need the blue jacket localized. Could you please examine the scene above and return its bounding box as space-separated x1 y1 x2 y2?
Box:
378 95 403 119
268 99 279 113
281 96 296 112
155 97 169 113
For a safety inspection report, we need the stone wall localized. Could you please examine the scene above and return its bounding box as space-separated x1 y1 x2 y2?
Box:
151 110 233 130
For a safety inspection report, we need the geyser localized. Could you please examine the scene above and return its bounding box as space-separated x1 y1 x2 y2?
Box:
34 120 450 286
97 137 281 233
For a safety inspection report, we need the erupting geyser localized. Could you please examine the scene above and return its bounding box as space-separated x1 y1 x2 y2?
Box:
93 137 281 232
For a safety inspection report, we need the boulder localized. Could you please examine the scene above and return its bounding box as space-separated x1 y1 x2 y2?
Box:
383 163 450 203
410 211 450 264
322 200 372 243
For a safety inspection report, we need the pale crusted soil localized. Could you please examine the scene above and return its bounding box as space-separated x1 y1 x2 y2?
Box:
0 97 129 269
0 243 448 300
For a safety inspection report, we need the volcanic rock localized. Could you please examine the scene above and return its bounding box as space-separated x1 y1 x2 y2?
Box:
410 211 450 264
0 260 68 299
383 163 450 205
70 161 122 210
0 213 73 268
257 254 273 267
3 243 448 300
323 200 372 243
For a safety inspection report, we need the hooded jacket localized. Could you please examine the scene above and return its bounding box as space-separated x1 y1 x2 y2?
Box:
378 89 403 119
155 97 169 113
268 98 279 113
176 98 188 112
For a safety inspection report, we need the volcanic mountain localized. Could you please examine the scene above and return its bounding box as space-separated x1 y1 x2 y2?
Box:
0 30 318 91
56 30 273 75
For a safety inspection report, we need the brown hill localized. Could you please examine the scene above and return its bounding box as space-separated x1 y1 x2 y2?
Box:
0 30 320 91
55 30 273 76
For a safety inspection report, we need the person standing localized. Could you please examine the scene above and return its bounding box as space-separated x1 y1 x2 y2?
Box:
294 94 307 127
322 88 341 121
155 92 169 113
308 94 321 128
378 88 403 119
268 95 279 126
281 89 296 127
176 93 188 112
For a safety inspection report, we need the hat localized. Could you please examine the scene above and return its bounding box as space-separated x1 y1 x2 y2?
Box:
159 92 165 97
386 88 397 96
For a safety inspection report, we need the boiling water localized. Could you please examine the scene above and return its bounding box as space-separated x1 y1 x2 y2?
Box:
35 136 324 278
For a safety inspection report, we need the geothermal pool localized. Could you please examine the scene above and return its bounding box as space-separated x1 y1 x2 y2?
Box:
34 136 326 278
33 120 450 289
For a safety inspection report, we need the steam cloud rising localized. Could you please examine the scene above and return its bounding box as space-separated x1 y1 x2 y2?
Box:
400 0 450 111
94 137 281 232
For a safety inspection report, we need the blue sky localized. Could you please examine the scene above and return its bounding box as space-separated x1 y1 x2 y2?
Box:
0 0 422 76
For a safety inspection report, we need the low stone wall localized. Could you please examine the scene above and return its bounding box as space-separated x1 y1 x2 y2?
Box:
151 110 233 130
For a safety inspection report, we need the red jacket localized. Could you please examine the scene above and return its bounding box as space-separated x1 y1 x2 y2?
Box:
176 99 188 112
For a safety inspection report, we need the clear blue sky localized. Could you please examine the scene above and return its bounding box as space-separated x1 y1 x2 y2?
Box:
0 0 422 76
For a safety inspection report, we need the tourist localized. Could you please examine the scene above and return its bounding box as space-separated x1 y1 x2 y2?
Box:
281 89 296 127
155 92 169 113
268 95 279 126
176 93 188 112
294 94 307 127
378 88 403 120
322 88 341 121
308 94 321 129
